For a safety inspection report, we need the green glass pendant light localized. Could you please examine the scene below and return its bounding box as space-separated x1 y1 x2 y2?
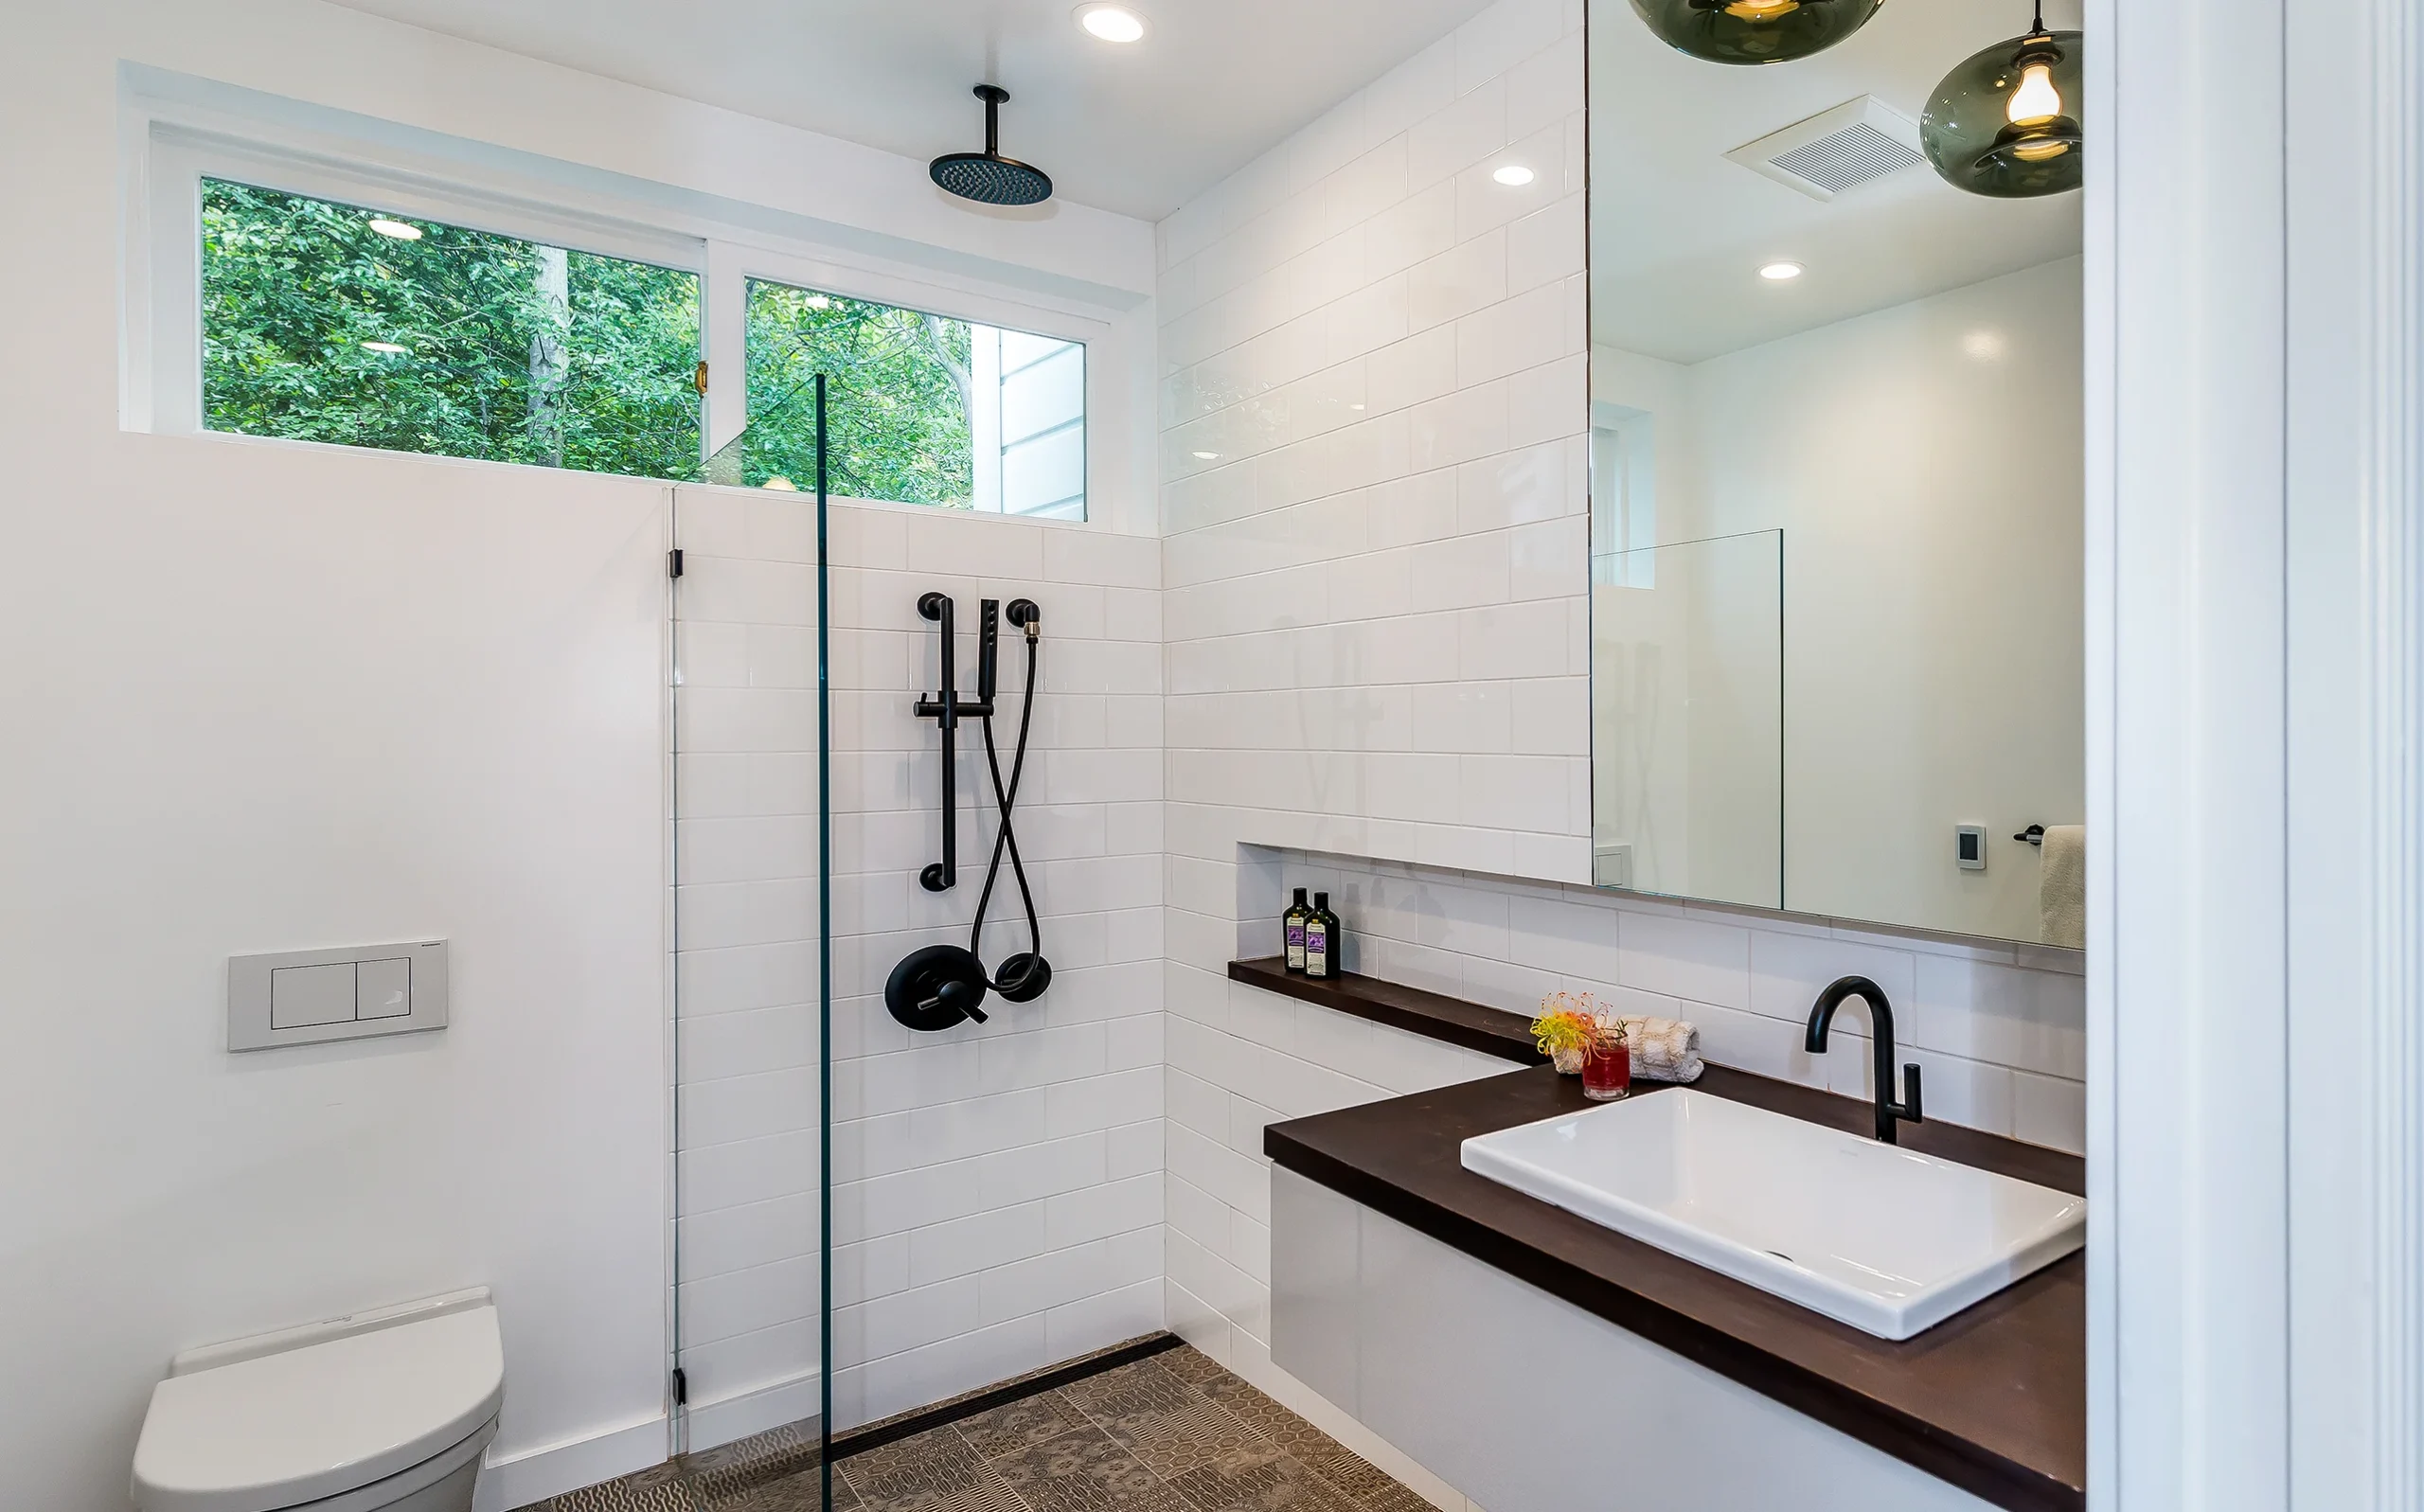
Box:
1628 0 1882 66
1919 4 2083 197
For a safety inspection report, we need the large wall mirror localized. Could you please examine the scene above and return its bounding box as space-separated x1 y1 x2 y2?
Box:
1586 0 2085 947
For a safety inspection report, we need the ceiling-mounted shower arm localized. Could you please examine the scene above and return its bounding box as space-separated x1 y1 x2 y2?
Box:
911 592 996 892
976 83 1007 156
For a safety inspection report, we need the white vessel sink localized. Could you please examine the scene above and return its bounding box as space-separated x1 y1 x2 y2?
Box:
1459 1089 2086 1340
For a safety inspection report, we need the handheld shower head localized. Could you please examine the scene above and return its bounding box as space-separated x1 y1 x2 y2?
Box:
977 597 1000 705
930 85 1054 206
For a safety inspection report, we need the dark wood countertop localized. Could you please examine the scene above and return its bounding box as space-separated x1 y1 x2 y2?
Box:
1260 1058 2086 1512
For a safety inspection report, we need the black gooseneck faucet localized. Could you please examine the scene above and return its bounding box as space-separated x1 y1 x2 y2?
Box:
1805 975 1924 1144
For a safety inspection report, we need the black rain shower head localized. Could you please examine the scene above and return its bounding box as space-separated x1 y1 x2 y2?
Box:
930 84 1054 206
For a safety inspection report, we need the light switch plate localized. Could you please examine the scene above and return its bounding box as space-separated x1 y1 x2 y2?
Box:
229 941 448 1051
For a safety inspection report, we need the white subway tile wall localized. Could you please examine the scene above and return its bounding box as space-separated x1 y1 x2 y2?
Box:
673 491 1166 1438
1152 4 2083 1492
1156 1 1593 1479
1237 846 2087 1148
1159 0 1594 888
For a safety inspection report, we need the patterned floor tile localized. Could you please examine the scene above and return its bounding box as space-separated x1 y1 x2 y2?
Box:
1346 1481 1437 1512
1060 1359 1195 1419
1165 1454 1363 1512
988 1425 1161 1511
836 1430 990 1503
539 1469 701 1512
849 1468 1024 1512
691 1439 823 1504
511 1341 1428 1512
1183 1379 1341 1470
704 1465 856 1512
1086 1395 1274 1480
1153 1349 1233 1389
1286 1449 1399 1506
955 1390 1095 1461
837 1335 1173 1448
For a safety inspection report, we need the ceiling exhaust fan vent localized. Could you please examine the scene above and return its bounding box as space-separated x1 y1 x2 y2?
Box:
1726 97 1924 202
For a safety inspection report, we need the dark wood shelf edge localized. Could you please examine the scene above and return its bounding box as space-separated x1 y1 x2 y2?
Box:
1265 1130 2081 1512
1227 957 1545 1064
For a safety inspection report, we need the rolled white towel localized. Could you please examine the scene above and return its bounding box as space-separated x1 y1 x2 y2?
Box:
1625 1016 1703 1083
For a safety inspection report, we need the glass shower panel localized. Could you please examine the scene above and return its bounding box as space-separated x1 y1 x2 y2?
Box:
1590 529 1784 907
669 467 829 1476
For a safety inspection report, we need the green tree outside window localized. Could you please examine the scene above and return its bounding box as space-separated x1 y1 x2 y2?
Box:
201 179 702 482
737 281 974 507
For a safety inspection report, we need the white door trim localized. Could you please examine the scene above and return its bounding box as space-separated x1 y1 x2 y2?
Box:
2099 0 2290 1504
2285 0 2424 1506
2103 0 2424 1504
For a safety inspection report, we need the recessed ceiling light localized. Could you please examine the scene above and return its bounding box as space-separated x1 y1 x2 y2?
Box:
361 341 409 354
367 218 422 241
1192 451 1220 460
1491 164 1536 187
1758 260 1805 280
1077 4 1147 42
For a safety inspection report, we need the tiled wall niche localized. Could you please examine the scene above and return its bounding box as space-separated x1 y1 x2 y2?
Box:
1240 845 2088 1151
672 493 1167 1441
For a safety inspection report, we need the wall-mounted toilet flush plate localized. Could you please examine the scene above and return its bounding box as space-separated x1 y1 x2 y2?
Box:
227 940 449 1051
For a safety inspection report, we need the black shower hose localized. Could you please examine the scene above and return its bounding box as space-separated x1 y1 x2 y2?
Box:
969 631 1043 994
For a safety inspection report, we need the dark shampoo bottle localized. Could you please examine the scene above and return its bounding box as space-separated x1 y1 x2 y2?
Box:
1306 892 1338 979
1283 888 1310 973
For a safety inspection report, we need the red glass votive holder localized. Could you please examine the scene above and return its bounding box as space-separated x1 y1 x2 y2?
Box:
1580 1031 1631 1101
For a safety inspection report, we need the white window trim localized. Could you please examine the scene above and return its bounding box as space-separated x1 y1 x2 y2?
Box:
123 76 1128 528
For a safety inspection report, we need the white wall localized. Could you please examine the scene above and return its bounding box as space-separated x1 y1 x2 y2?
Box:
0 0 1158 1505
1153 9 2088 1504
0 434 671 1512
670 494 1167 1440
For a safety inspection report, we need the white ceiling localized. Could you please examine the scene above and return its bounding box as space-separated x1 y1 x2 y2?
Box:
319 0 1498 221
1590 0 2085 365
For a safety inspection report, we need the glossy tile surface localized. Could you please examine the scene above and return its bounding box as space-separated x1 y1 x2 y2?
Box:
517 1344 1430 1512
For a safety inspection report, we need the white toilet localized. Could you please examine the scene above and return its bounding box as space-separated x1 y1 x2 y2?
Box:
132 1289 504 1512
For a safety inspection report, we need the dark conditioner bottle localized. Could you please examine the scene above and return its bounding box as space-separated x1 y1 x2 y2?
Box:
1306 892 1337 979
1283 888 1310 973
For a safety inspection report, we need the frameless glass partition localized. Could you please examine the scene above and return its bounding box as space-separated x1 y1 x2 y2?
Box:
1591 530 1783 907
670 379 833 1495
670 282 1098 1505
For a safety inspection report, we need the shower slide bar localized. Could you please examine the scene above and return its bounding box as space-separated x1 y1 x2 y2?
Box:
911 592 999 891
